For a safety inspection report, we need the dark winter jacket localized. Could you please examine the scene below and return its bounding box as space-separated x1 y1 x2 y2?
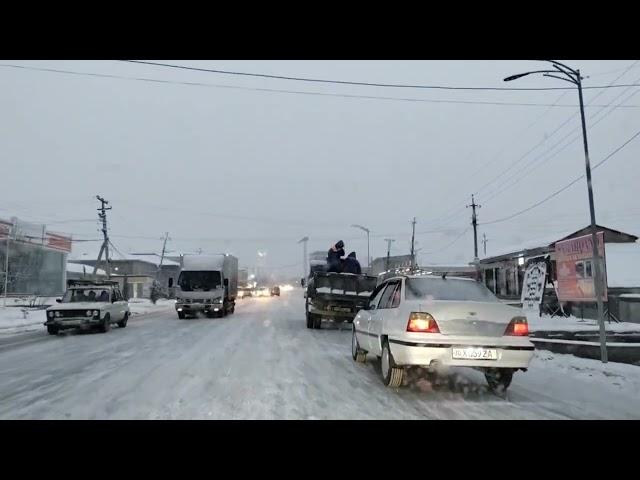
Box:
327 241 345 273
342 252 362 274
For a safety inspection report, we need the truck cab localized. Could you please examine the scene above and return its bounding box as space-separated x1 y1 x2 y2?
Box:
174 254 238 319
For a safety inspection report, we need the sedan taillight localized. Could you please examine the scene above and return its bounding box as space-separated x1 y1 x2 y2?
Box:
505 316 529 336
407 312 440 333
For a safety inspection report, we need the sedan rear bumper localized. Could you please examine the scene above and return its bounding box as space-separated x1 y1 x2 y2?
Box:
388 338 534 369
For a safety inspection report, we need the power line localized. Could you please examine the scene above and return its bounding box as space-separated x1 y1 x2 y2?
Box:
473 61 640 199
5 63 640 109
122 60 640 91
479 75 640 205
422 227 471 255
479 128 640 226
428 62 640 227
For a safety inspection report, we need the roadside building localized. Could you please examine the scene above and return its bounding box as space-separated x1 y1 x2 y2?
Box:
0 216 72 297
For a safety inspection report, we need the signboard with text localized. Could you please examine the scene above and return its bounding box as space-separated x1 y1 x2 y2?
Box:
556 232 607 302
521 257 548 314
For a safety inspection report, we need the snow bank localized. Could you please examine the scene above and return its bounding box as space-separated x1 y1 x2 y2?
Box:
0 305 50 335
0 299 176 336
128 298 176 316
530 350 640 397
526 313 640 333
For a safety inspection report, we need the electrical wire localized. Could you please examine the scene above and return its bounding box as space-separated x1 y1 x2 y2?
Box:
121 60 640 91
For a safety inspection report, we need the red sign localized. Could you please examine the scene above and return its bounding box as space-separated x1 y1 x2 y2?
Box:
46 233 72 253
556 232 607 302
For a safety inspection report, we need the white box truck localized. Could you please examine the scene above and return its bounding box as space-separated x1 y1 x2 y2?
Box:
172 254 238 319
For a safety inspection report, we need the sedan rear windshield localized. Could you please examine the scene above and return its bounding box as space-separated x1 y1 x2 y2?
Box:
405 278 499 302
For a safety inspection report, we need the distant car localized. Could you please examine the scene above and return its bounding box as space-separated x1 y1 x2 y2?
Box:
255 286 270 297
44 280 130 335
352 274 534 392
238 287 253 299
270 286 280 296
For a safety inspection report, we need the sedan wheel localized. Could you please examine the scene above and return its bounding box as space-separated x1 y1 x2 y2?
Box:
381 340 404 388
351 326 366 363
99 314 111 333
117 312 129 328
484 369 514 393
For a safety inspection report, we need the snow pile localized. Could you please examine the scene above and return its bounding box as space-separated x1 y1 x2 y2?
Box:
128 298 176 316
66 263 106 275
0 298 176 336
526 313 640 333
0 306 47 335
530 350 640 397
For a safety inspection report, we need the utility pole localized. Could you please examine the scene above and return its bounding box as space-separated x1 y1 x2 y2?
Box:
94 195 112 278
157 232 171 278
384 238 395 272
298 237 309 279
482 233 488 256
467 195 481 261
410 217 417 268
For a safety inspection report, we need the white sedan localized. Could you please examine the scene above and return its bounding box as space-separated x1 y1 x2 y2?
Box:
352 274 534 392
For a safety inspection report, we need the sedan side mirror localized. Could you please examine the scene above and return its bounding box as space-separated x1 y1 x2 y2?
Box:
56 298 62 303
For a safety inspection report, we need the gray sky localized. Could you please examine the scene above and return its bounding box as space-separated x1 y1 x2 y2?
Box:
1 60 639 278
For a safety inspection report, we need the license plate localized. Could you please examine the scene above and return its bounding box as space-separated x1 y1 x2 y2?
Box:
332 307 351 312
452 347 498 360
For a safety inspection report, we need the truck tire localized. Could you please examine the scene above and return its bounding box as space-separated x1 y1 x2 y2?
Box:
381 339 404 388
117 312 129 328
47 325 59 335
99 314 111 333
178 311 185 319
305 298 313 329
313 315 322 329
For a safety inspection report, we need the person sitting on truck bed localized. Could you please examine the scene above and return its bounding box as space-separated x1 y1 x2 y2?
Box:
342 251 362 274
327 240 345 273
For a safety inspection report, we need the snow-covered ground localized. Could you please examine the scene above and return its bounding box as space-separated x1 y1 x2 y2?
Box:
526 313 640 333
1 288 639 419
0 298 175 336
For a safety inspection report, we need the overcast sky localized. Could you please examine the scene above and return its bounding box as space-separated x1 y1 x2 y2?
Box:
1 60 638 278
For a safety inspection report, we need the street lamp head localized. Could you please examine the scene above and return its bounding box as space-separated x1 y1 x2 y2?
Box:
503 72 533 82
351 224 369 233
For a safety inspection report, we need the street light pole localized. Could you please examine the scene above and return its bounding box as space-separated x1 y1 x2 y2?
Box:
297 237 309 280
504 60 608 363
384 238 395 272
351 224 370 268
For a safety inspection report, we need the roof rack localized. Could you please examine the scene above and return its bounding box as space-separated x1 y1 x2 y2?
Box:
67 279 119 287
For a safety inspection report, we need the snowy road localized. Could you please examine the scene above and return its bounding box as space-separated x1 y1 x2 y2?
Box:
1 289 639 419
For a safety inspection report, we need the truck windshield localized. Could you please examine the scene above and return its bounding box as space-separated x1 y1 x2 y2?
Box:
178 271 221 291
